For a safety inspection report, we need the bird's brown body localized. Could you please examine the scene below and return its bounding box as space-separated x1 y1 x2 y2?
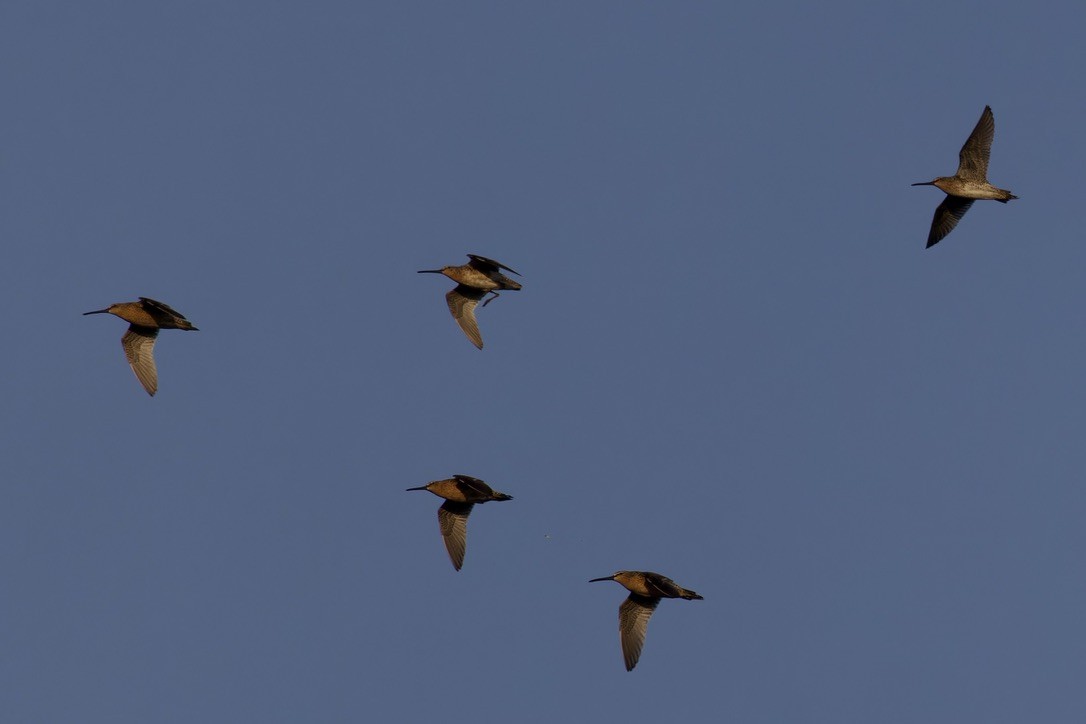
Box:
913 105 1017 248
407 474 513 571
418 254 522 349
589 570 703 671
84 297 198 396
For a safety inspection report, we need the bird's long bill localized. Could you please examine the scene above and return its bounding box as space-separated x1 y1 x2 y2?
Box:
405 486 429 491
416 269 443 274
82 308 111 315
911 181 935 186
589 576 615 583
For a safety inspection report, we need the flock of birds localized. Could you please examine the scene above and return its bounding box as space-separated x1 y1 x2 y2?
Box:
83 105 1016 671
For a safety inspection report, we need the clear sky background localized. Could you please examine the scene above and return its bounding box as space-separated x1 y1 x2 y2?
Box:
2 2 1085 722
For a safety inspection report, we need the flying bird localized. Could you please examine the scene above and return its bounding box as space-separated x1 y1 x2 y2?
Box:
913 105 1018 248
589 570 703 671
407 474 513 571
84 297 198 396
417 254 522 349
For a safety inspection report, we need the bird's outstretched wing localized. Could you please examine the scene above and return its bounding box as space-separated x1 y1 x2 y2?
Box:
956 105 995 182
926 196 975 248
437 501 474 571
618 594 660 671
122 325 159 396
445 285 488 349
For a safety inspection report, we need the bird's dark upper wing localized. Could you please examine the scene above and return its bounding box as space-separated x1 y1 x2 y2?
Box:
642 572 684 599
467 254 521 277
138 297 194 328
452 474 491 498
956 105 995 182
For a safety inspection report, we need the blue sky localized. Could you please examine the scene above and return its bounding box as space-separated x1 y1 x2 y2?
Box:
3 2 1085 721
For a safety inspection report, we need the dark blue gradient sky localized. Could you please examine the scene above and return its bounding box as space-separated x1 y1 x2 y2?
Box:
3 2 1085 722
